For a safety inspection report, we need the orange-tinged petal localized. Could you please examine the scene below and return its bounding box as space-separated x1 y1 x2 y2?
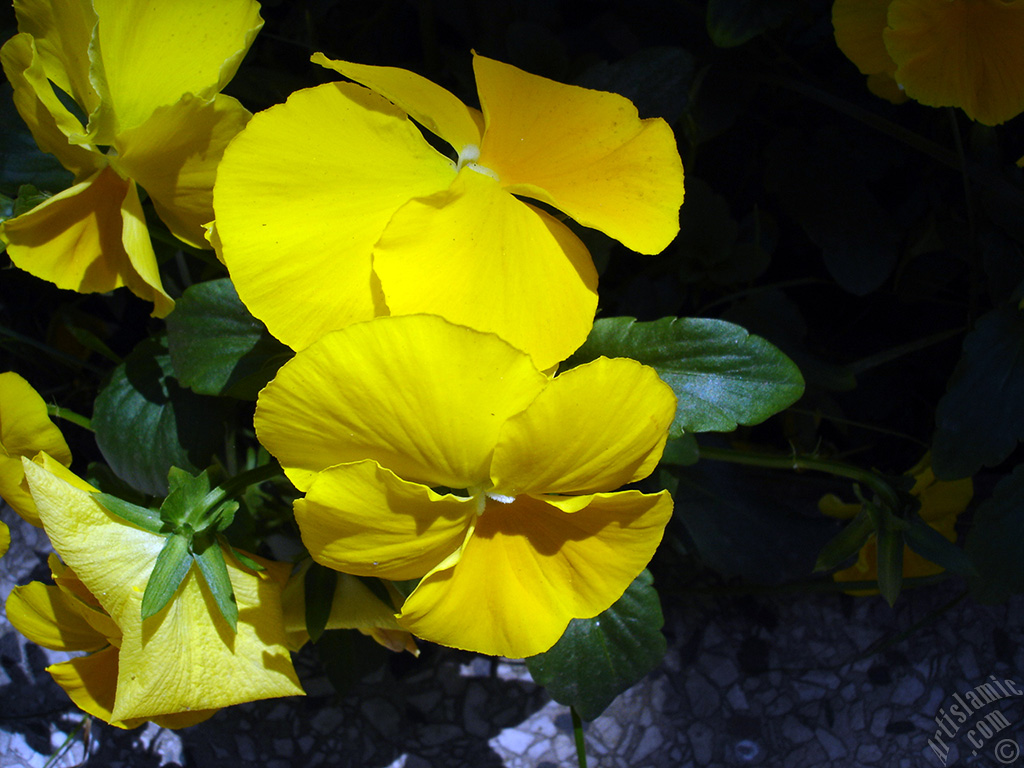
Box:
296 460 474 581
832 0 896 77
12 0 99 117
6 581 107 651
117 92 251 249
213 81 455 350
255 315 548 491
1 167 172 316
0 32 100 175
313 53 483 151
474 54 684 255
0 372 72 526
375 169 598 370
490 358 675 496
87 0 262 134
397 490 673 658
884 0 1024 125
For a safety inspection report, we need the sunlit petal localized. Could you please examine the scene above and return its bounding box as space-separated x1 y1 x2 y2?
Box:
375 169 598 370
214 81 455 350
6 581 106 651
313 53 483 151
397 490 673 658
118 92 251 249
491 358 675 496
474 54 684 255
255 315 547 490
884 0 1024 125
87 0 262 133
296 460 474 581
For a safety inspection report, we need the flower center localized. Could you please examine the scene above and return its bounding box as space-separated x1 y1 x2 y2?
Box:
456 144 499 181
467 484 516 515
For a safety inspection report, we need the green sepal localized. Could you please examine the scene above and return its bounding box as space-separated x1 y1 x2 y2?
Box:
304 562 338 644
141 534 193 621
875 517 904 606
902 512 977 578
94 492 165 535
814 507 875 573
192 536 238 631
161 467 213 528
219 535 265 573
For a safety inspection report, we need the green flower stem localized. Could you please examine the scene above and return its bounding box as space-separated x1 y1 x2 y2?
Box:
695 445 902 512
571 706 588 768
196 461 284 521
46 404 93 432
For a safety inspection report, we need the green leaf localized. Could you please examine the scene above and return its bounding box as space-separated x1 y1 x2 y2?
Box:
576 46 694 123
193 537 238 631
0 83 75 195
660 434 700 467
141 534 193 621
93 337 228 495
166 278 292 399
12 184 50 217
965 464 1024 602
525 570 666 722
706 0 794 47
875 518 904 607
814 508 874 573
305 562 338 644
93 492 165 534
565 317 804 436
931 304 1024 479
902 512 976 578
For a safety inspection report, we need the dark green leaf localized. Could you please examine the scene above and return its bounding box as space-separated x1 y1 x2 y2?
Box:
903 513 976 578
660 434 700 467
576 47 694 123
814 508 875 573
93 492 165 534
525 571 666 721
0 83 75 195
193 537 238 631
93 337 227 495
565 317 804 436
965 464 1024 602
141 534 192 621
706 0 794 47
875 519 904 607
166 278 292 399
12 184 50 217
305 562 338 644
932 304 1024 479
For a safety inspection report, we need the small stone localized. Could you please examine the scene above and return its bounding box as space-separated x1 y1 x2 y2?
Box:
494 727 534 755
634 726 663 761
782 715 814 744
688 722 715 766
298 736 315 753
856 744 883 763
310 707 344 734
841 683 857 702
726 684 749 711
362 698 402 738
815 727 847 760
685 673 721 712
463 682 489 737
274 738 294 758
892 675 925 706
765 695 793 717
870 708 891 739
235 734 257 762
957 645 980 681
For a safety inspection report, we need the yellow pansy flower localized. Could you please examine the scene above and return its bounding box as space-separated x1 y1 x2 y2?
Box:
833 0 1024 125
0 521 9 558
819 454 973 594
0 0 263 315
18 454 304 724
0 371 72 525
214 54 685 369
255 315 676 658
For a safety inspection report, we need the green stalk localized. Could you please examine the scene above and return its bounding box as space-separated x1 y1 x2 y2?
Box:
571 706 588 768
46 403 93 432
196 461 283 520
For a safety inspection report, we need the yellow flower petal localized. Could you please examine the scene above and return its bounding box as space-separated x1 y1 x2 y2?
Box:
375 169 598 370
6 581 107 651
296 460 474 581
1 167 172 316
255 315 547 491
313 53 483 151
867 71 909 104
397 490 673 658
884 0 1024 125
491 358 675 496
474 54 684 255
213 81 455 351
0 372 72 525
87 0 262 134
12 0 100 120
0 521 8 558
117 92 251 249
832 0 897 77
0 32 99 175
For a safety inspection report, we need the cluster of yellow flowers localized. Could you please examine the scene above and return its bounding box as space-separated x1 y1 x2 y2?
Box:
0 0 684 727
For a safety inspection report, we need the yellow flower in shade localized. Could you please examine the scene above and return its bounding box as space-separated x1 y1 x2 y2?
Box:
17 453 304 724
819 454 973 595
254 314 676 658
832 0 1024 125
0 521 9 558
213 54 685 370
0 371 72 525
0 0 263 315
281 562 418 655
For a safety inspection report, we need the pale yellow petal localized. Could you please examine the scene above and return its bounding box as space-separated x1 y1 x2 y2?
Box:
375 169 598 371
6 581 107 651
475 54 684 255
213 81 455 350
